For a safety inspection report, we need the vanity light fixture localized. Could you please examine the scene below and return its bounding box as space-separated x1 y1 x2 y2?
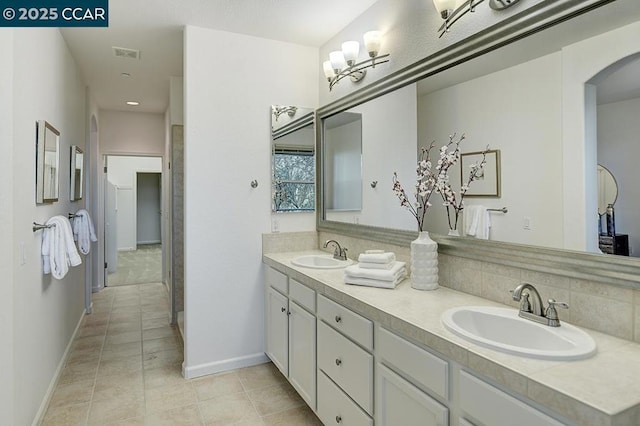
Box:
272 106 297 121
322 30 390 91
434 0 522 38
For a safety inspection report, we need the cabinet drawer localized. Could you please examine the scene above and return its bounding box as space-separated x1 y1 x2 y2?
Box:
266 267 288 294
290 279 315 312
318 295 373 350
318 321 373 414
318 370 373 426
460 371 564 426
377 327 448 400
376 363 448 426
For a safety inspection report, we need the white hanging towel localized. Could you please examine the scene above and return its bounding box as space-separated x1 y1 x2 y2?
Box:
464 205 491 240
72 209 98 255
42 215 82 279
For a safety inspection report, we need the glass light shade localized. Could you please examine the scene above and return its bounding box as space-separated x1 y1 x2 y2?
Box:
432 0 457 18
329 51 346 72
341 41 360 66
363 31 382 58
323 61 335 79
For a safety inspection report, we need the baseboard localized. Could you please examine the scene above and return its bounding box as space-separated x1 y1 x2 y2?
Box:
118 247 136 252
32 308 86 426
183 352 269 379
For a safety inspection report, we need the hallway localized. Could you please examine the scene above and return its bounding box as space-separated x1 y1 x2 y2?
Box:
41 283 320 425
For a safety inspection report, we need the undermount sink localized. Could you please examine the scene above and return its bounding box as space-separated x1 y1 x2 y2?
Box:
291 255 353 269
441 306 596 361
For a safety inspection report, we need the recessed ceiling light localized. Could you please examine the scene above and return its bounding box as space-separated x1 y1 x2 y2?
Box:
126 101 140 106
121 72 131 77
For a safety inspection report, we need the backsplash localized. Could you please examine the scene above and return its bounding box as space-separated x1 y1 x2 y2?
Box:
264 231 640 344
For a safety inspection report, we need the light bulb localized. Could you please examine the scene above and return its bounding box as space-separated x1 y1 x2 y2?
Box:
323 61 335 80
432 0 457 19
342 41 360 67
363 31 381 58
329 51 346 73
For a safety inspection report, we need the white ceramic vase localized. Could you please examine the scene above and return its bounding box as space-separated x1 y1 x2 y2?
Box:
410 231 439 291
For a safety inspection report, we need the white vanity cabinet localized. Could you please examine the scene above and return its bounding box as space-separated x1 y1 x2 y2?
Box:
265 267 317 409
264 261 573 426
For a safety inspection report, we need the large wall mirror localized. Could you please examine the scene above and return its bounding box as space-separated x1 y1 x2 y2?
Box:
70 145 84 201
317 0 640 285
36 120 60 204
271 105 315 212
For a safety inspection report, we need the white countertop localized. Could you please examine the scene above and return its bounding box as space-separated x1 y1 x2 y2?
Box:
264 250 640 426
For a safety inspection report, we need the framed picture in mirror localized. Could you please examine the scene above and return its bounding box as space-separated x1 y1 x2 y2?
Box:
36 120 60 204
70 145 84 201
461 149 501 197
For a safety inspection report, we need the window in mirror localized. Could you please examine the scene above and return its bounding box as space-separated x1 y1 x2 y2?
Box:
323 112 363 214
70 145 84 201
36 120 60 204
271 105 315 213
273 146 315 212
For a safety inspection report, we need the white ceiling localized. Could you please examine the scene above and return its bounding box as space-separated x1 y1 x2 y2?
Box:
60 0 379 113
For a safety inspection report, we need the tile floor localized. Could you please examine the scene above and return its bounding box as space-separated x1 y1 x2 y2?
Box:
41 283 322 425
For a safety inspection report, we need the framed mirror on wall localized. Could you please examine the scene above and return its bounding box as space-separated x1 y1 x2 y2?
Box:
316 0 640 286
70 145 84 201
36 120 60 204
271 105 316 213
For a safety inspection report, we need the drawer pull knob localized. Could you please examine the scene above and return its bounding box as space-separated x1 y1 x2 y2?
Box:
280 307 286 313
335 415 342 423
335 315 342 323
335 358 342 366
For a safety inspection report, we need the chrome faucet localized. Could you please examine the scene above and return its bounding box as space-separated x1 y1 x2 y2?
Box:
323 240 348 261
510 283 569 327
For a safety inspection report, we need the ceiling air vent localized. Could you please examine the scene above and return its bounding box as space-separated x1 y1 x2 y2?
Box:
112 46 141 60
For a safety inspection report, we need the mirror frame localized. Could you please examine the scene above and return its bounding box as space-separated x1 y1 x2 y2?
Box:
316 0 640 288
36 120 60 204
70 145 84 201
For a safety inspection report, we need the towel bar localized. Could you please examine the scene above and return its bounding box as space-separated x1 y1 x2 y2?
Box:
33 222 55 232
487 207 508 213
68 213 79 219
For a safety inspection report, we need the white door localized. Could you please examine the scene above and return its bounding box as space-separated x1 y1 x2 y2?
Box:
288 301 316 410
266 287 288 376
105 180 118 276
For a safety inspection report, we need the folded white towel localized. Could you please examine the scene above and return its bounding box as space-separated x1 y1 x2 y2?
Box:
464 205 491 240
344 272 407 289
358 252 396 264
345 262 406 282
42 216 82 279
358 261 395 270
72 209 98 255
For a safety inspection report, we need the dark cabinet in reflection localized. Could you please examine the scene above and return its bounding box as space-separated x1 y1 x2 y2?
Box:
599 234 629 256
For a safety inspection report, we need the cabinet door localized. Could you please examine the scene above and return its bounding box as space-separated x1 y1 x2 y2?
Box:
376 363 448 426
288 301 316 410
266 287 288 376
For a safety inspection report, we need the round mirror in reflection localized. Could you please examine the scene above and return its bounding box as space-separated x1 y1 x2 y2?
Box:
597 164 618 215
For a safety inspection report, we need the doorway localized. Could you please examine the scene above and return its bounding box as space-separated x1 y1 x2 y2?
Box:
104 155 164 287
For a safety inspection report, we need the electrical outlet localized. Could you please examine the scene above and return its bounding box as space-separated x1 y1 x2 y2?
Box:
523 217 531 230
354 216 360 224
271 218 279 233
